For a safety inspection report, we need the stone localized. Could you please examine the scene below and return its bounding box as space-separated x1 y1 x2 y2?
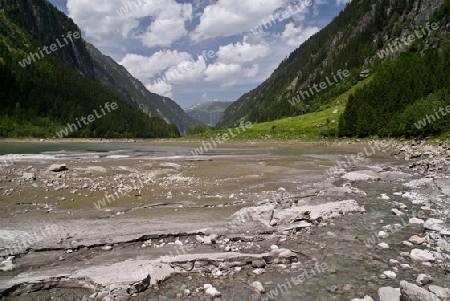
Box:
342 171 380 182
102 246 113 251
378 231 389 238
48 164 68 172
416 274 432 286
252 268 265 275
410 249 435 262
0 256 15 272
383 271 396 279
378 242 389 249
205 286 221 297
441 229 450 236
326 285 338 293
127 275 150 295
409 235 425 245
392 208 405 216
409 218 425 225
424 218 445 231
378 286 400 301
251 281 265 293
400 280 440 301
22 173 36 180
251 259 266 268
428 285 450 299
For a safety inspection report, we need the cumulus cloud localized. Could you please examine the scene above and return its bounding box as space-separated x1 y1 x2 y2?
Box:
191 0 283 41
145 81 173 98
216 41 271 64
119 50 191 79
67 0 191 48
279 22 320 47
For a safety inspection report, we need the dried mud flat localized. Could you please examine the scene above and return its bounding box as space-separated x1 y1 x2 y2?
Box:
0 139 449 301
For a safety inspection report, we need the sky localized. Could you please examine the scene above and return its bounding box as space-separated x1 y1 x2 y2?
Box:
48 0 350 108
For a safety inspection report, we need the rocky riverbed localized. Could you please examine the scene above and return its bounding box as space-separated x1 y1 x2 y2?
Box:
0 139 448 300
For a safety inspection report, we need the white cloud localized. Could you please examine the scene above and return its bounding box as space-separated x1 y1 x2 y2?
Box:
163 56 207 85
279 22 320 47
119 50 191 79
191 0 283 41
216 41 271 64
205 63 242 86
67 0 191 48
146 81 173 98
336 0 351 5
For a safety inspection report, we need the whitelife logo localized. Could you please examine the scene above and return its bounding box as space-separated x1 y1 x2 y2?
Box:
18 31 81 68
288 69 350 106
251 0 313 34
55 102 118 138
377 22 440 59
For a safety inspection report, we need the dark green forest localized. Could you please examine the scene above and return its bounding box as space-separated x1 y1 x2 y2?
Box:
339 0 450 138
0 1 180 138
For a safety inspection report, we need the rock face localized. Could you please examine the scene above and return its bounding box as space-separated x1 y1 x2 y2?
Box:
400 280 440 301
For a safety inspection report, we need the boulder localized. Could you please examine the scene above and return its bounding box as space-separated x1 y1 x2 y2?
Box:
410 249 435 262
400 280 440 301
378 286 400 301
428 285 450 299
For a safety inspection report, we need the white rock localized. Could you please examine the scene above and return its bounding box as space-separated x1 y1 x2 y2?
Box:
428 285 450 299
270 245 279 250
0 257 15 272
400 264 411 269
402 241 414 247
424 218 445 231
416 274 432 286
392 208 405 216
378 231 389 238
380 194 390 200
251 281 265 293
441 229 450 236
383 271 396 279
234 267 242 272
410 249 435 261
378 287 400 301
205 287 221 297
378 243 389 249
253 268 265 275
102 246 113 251
389 259 399 265
174 239 183 246
409 218 425 225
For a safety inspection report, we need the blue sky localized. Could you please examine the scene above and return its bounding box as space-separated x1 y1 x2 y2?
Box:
48 0 350 108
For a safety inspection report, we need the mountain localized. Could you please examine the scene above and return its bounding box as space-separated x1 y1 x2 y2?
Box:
86 43 199 134
0 0 193 137
218 0 450 138
185 100 233 127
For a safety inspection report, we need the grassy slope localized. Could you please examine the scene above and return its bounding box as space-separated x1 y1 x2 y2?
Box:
188 78 374 141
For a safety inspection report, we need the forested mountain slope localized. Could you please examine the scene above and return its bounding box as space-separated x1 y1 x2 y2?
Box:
218 0 450 138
